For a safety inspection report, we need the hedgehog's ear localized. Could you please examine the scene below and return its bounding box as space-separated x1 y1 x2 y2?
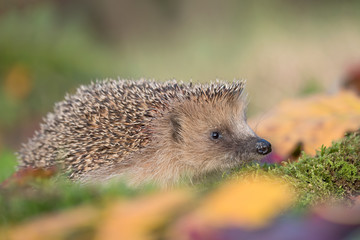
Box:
224 81 247 105
226 88 248 112
170 113 183 143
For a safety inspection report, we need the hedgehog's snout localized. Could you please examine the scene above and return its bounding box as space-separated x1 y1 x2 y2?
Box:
255 138 272 155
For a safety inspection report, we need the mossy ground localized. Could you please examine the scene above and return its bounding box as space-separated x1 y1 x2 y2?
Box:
0 132 359 225
231 131 360 207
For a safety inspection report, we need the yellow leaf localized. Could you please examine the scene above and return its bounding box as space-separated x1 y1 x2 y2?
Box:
4 206 98 240
95 190 191 240
249 91 360 156
194 176 294 229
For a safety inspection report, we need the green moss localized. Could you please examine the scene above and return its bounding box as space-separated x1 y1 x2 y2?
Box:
231 131 360 207
0 177 155 225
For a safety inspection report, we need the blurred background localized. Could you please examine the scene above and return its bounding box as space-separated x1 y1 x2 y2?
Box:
1 0 360 179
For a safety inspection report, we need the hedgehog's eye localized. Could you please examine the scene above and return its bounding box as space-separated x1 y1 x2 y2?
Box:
210 131 222 140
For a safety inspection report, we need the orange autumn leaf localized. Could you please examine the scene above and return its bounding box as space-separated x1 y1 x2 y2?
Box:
95 190 191 240
249 90 360 157
170 175 294 240
3 206 98 240
196 176 294 228
4 64 33 100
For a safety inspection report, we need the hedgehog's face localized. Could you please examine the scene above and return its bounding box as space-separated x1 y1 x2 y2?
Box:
169 98 271 173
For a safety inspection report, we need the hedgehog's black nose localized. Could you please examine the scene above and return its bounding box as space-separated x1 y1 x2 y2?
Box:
255 139 272 155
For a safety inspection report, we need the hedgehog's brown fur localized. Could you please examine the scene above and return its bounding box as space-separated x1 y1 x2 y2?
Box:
18 79 269 187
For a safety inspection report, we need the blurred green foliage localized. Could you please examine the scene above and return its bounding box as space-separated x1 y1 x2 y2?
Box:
0 5 125 127
2 1 360 130
0 149 17 182
299 79 324 96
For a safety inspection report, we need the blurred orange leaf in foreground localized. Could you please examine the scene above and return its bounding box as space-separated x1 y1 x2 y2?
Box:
249 90 360 157
170 175 295 240
4 206 98 240
95 190 191 240
194 176 294 228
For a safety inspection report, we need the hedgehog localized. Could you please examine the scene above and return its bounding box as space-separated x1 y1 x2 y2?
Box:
17 79 271 187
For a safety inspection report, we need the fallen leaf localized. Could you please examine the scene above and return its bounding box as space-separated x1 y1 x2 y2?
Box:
1 166 58 187
3 206 98 240
343 63 360 95
249 90 360 157
171 175 295 240
196 176 294 228
95 190 191 240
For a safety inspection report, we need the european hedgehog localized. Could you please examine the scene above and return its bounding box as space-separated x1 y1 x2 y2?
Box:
17 79 271 187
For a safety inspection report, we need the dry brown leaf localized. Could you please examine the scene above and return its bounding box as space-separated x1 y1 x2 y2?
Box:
249 90 360 157
343 63 360 95
1 167 58 187
3 206 98 240
95 190 191 240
